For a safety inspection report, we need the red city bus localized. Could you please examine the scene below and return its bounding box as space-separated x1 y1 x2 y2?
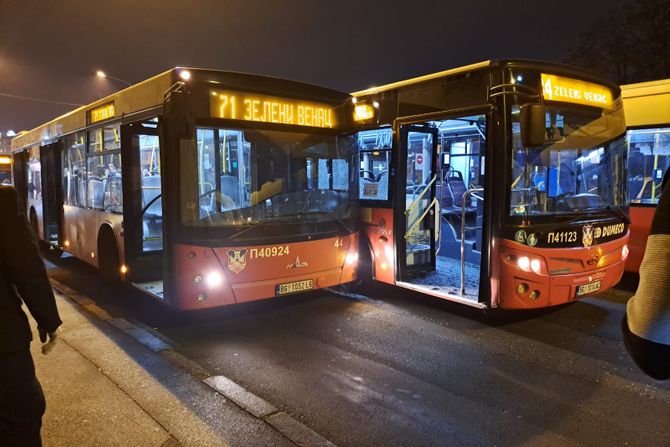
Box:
621 78 670 273
11 68 360 310
352 60 629 309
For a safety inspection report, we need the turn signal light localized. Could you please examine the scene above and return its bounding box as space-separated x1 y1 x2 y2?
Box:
621 244 629 260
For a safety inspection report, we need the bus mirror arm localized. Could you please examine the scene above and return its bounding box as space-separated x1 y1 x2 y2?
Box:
519 103 546 148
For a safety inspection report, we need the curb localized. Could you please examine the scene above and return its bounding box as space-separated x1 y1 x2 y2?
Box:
49 278 336 447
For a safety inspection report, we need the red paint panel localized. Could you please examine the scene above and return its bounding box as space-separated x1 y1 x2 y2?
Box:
497 234 628 309
626 206 656 273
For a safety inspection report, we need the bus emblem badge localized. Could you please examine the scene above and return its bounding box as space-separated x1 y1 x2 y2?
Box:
227 249 247 273
514 230 527 244
582 225 594 247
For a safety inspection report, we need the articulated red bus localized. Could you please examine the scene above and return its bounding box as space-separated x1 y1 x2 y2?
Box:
11 68 360 310
621 78 670 273
352 60 629 309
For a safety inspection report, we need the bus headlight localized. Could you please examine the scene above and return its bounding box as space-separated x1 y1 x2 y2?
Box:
206 272 223 287
518 256 531 272
530 259 541 274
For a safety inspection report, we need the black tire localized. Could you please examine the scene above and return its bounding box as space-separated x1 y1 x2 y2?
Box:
98 228 121 285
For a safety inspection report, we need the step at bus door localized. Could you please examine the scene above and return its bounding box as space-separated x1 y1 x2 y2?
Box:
398 125 439 280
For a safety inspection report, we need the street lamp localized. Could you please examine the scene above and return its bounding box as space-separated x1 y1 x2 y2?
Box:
96 70 131 87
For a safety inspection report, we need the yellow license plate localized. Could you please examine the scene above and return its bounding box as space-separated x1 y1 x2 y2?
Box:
276 279 314 295
576 280 601 296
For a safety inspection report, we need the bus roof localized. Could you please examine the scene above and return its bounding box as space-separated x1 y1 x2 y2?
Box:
11 67 351 151
351 59 621 97
621 78 670 127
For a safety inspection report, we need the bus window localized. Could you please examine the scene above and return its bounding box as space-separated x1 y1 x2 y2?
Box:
628 127 670 205
510 106 627 216
139 133 162 251
87 125 121 211
358 128 392 201
185 127 355 233
63 133 86 207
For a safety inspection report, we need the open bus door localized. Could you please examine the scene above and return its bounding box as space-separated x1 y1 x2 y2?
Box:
40 142 63 246
397 125 439 280
121 119 165 297
392 115 488 307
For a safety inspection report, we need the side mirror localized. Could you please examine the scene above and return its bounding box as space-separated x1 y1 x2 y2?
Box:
520 104 546 148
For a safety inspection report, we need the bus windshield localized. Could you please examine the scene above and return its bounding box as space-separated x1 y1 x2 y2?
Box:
180 127 356 235
509 103 627 217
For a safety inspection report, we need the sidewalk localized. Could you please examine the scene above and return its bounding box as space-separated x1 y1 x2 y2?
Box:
28 281 318 447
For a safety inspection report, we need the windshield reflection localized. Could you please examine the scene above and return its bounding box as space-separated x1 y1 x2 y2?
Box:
180 127 356 231
510 103 627 217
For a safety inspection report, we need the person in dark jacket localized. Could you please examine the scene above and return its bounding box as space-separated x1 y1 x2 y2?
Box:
0 186 62 446
622 170 670 380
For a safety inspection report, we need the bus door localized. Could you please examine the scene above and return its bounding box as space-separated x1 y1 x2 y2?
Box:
40 142 63 246
398 125 439 279
398 115 487 303
12 150 28 207
122 119 164 286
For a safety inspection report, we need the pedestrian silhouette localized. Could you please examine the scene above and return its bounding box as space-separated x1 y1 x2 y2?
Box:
0 186 62 446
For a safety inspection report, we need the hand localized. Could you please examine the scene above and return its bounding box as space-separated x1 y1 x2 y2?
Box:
39 328 58 355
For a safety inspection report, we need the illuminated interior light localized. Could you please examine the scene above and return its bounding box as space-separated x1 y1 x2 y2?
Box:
90 252 95 258
530 259 541 274
516 75 524 83
622 244 629 260
345 253 359 265
517 256 530 272
0 156 11 165
179 70 191 81
206 272 223 287
193 274 203 284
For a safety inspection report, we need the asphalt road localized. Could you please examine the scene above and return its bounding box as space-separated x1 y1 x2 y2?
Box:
46 254 670 447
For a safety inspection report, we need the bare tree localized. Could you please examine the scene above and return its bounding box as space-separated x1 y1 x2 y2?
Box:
566 0 670 84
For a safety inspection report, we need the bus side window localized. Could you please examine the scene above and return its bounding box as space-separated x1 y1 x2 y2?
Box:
358 128 392 201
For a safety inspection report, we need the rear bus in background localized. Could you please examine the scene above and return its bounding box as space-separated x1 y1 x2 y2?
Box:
352 60 630 309
11 68 360 310
621 78 670 273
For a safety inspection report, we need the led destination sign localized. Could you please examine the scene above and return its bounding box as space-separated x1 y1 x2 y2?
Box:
88 102 116 124
210 90 335 128
541 74 613 108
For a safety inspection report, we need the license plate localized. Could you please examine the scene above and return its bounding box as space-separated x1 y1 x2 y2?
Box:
276 279 314 295
576 280 601 296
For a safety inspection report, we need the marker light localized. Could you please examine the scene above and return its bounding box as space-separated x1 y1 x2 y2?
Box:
622 244 629 260
351 97 358 104
179 70 191 81
530 259 541 274
120 264 128 275
517 256 530 272
206 272 223 287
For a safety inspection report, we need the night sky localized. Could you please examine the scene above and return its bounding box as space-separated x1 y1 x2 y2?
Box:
0 0 625 133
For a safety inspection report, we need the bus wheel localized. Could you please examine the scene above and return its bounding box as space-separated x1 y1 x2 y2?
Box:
98 228 121 285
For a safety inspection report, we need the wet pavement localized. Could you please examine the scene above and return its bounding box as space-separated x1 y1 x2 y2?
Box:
46 253 670 447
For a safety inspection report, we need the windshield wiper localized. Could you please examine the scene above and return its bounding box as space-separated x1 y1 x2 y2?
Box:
283 210 354 234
